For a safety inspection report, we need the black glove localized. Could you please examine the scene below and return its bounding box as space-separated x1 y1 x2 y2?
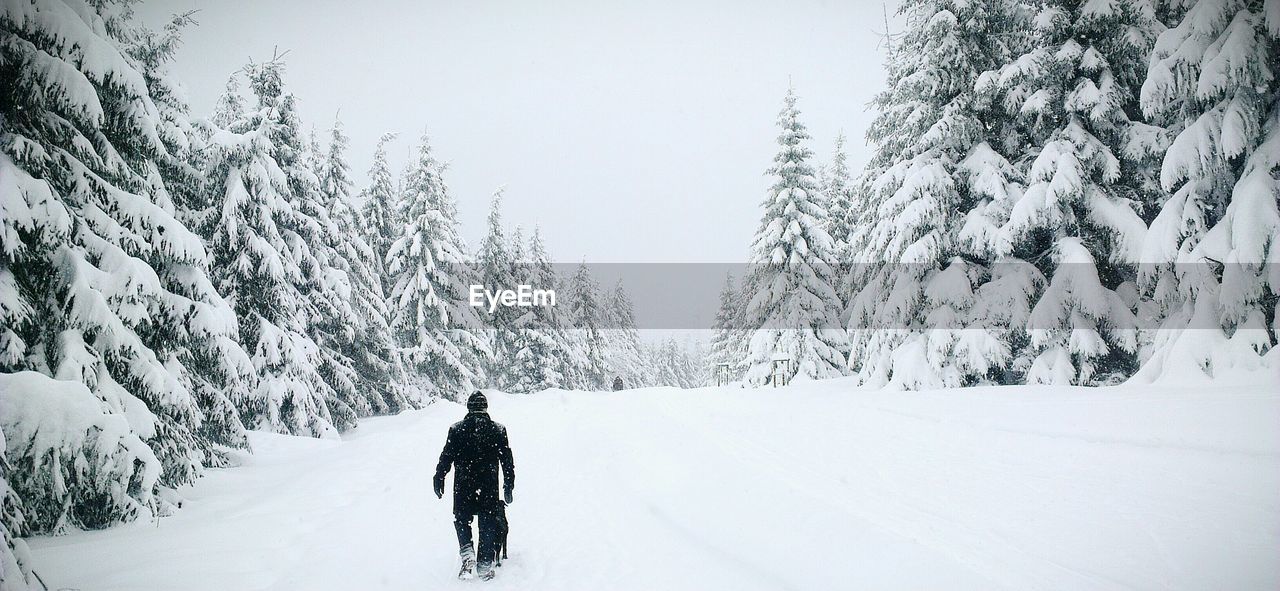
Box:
504 489 513 504
434 479 444 499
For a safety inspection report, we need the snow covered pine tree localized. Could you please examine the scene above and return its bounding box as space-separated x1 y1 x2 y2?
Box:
386 132 490 399
742 88 847 384
602 279 647 389
505 229 580 392
129 10 254 466
566 262 609 389
477 188 521 389
1133 0 1280 381
199 59 344 438
1 0 250 554
359 132 402 296
845 0 1030 389
316 117 407 413
709 272 750 382
982 0 1160 385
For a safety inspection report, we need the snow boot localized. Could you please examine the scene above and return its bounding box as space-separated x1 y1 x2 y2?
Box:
458 545 477 580
478 562 496 582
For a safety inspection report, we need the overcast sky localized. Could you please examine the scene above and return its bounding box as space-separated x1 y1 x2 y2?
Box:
137 0 892 263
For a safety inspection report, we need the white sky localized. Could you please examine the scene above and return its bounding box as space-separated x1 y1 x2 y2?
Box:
137 0 893 262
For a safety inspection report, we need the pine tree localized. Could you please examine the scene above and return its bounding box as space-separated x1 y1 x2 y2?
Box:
647 337 703 388
684 338 710 387
211 75 245 130
566 262 609 389
846 0 1029 389
223 83 361 433
1 405 37 591
125 10 254 462
509 226 527 279
318 117 408 412
823 133 855 259
708 272 749 381
743 88 848 384
506 224 536 382
1 0 242 519
1133 0 1280 381
359 132 401 294
386 132 489 399
602 280 646 388
983 0 1160 384
1 370 168 538
248 61 368 432
822 133 862 320
646 339 676 387
200 59 340 439
477 188 519 385
506 228 575 392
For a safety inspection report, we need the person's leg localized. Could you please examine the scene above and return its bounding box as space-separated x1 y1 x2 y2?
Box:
476 506 498 574
453 510 475 553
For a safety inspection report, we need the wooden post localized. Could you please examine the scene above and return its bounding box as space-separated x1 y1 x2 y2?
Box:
771 356 791 388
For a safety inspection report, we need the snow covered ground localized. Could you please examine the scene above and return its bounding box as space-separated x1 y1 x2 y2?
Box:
26 377 1280 591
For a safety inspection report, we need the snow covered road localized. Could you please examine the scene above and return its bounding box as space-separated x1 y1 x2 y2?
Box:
27 379 1280 590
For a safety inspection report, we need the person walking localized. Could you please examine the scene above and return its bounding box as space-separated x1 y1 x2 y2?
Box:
434 391 516 581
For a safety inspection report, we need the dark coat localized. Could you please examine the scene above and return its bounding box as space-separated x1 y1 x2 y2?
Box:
434 411 515 514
